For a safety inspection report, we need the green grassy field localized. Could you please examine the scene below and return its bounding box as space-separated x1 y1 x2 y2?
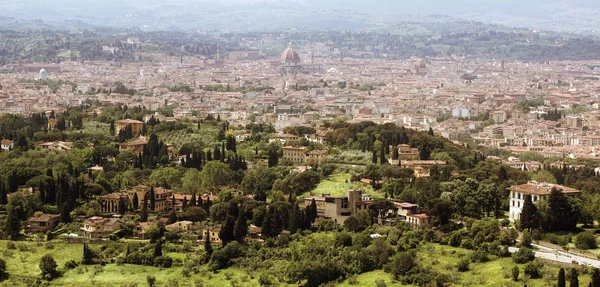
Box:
0 240 592 287
300 173 382 199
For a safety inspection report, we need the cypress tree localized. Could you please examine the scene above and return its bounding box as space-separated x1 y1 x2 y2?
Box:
268 149 278 167
118 196 126 215
153 240 162 258
570 268 579 287
234 211 248 242
220 215 235 246
372 148 377 164
191 193 197 207
558 267 565 287
149 187 156 211
428 126 434 136
592 268 600 287
167 210 177 224
140 195 148 222
261 208 272 238
0 181 7 205
289 204 300 234
213 145 221 161
519 194 540 230
197 196 203 210
39 180 46 204
132 193 139 210
379 145 385 164
182 196 188 210
204 230 213 256
310 199 318 223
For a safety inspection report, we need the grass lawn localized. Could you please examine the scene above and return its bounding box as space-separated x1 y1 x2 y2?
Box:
419 244 592 287
299 173 382 199
54 265 261 287
337 270 398 286
0 240 593 287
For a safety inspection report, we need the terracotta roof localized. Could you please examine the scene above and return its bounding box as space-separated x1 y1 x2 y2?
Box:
116 119 144 124
29 213 60 223
507 181 580 196
0 139 14 145
407 213 430 219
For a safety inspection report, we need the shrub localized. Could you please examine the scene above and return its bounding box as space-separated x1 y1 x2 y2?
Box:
0 258 7 280
6 242 15 250
520 229 532 247
147 276 157 287
39 254 59 280
511 266 519 281
512 247 535 264
153 256 173 268
258 273 276 287
64 260 78 270
524 262 542 278
471 249 489 263
575 232 598 250
375 279 387 287
457 258 470 272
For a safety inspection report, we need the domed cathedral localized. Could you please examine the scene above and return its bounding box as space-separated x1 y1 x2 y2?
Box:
281 42 302 75
413 59 428 75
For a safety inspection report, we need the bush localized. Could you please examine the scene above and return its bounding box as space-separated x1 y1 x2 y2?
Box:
524 262 542 278
39 254 59 280
154 256 173 268
511 266 519 281
0 258 7 280
471 249 489 263
575 232 598 250
147 276 157 287
64 260 78 270
457 258 470 272
512 247 535 264
258 273 276 287
520 229 532 247
6 242 15 250
375 278 387 287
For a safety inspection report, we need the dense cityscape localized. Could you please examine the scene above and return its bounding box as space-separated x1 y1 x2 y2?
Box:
2 1 600 287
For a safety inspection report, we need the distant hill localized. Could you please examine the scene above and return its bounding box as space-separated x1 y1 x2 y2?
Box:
2 0 600 34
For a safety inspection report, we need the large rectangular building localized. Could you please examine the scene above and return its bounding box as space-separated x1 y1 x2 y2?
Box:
507 181 580 222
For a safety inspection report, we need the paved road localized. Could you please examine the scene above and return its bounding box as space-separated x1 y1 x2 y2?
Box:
509 244 600 267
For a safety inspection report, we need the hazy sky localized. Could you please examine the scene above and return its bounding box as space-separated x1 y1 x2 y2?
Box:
3 0 600 32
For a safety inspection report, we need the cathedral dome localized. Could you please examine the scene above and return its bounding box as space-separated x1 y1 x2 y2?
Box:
414 59 426 69
39 68 47 75
281 42 301 63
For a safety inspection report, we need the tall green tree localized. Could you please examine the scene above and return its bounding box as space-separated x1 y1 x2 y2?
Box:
569 268 579 287
191 193 197 207
262 208 273 238
132 193 139 210
140 195 149 222
149 186 156 211
220 215 235 246
519 194 540 230
593 268 600 287
310 199 318 223
268 149 278 167
0 181 7 205
557 267 566 287
234 211 248 242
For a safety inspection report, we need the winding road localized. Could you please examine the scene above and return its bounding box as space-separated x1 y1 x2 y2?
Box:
509 243 600 267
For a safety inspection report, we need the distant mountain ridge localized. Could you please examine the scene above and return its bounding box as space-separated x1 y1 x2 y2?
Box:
1 0 600 33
